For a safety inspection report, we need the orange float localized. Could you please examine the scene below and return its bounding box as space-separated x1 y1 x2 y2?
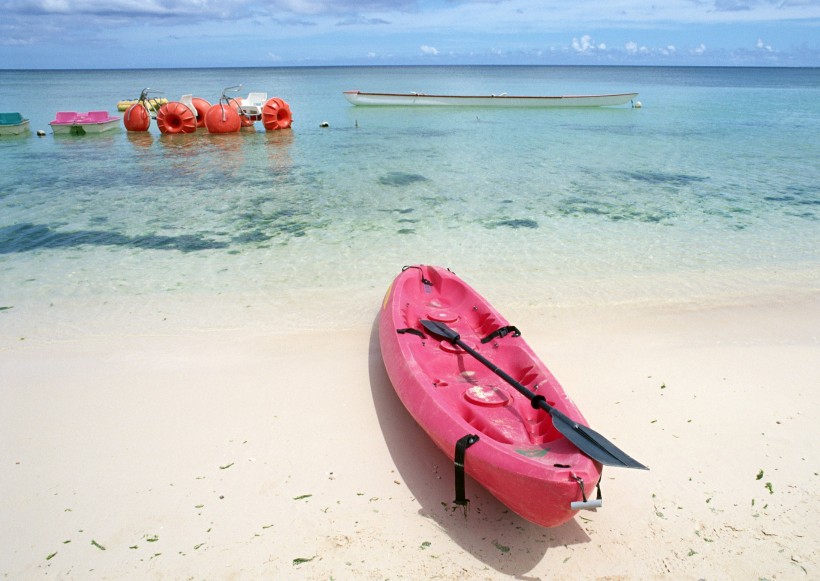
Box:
156 101 197 134
262 97 292 131
190 97 211 128
123 102 150 132
204 103 241 134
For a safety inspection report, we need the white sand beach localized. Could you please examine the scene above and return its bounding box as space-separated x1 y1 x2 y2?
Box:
1 290 818 580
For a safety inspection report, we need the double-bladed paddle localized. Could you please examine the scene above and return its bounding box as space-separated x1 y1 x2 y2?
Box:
420 319 648 470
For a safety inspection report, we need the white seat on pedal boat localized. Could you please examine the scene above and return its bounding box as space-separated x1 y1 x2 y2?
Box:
180 94 197 116
240 92 267 116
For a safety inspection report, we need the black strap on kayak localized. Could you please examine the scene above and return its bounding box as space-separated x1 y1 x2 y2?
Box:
453 434 480 506
396 328 425 338
480 325 521 344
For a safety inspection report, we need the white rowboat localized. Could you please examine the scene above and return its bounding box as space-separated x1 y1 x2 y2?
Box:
343 90 638 108
0 112 30 136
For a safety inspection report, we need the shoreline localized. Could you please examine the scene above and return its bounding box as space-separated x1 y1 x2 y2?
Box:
1 290 818 579
2 267 818 347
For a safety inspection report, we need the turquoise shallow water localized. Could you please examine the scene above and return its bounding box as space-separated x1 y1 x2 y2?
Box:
1 66 819 333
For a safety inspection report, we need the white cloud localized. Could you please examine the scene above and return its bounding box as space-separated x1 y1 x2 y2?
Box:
756 38 772 51
571 34 605 54
625 41 649 55
2 0 820 68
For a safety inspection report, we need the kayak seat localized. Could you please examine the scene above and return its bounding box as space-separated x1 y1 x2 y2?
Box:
517 400 562 444
517 366 539 386
458 390 561 446
460 401 516 444
424 268 468 305
473 311 502 336
399 304 427 334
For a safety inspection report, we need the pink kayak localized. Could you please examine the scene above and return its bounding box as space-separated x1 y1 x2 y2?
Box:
379 265 606 528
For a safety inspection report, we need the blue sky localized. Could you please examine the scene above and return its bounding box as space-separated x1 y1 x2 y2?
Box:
1 1 819 69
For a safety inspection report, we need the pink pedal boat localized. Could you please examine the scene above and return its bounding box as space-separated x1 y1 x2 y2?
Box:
379 265 646 528
49 110 120 135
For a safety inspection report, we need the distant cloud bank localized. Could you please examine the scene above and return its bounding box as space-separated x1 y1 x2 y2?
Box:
0 0 818 67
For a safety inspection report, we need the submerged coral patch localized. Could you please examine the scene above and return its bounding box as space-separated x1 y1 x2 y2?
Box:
232 230 272 244
378 172 430 187
620 171 707 186
488 219 539 229
764 185 820 207
0 223 229 253
236 204 320 242
558 198 673 223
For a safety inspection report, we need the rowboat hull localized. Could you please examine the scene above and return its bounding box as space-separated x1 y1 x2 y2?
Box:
0 120 30 136
379 265 602 527
0 112 30 136
345 90 638 108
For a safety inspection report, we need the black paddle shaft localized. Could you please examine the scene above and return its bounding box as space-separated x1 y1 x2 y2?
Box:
423 320 567 416
420 319 648 470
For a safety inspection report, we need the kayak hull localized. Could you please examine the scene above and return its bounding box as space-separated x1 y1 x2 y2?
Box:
379 265 602 527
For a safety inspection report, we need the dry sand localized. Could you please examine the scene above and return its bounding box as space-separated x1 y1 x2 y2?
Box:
1 292 818 580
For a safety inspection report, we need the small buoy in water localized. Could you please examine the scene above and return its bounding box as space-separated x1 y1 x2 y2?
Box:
632 100 642 109
37 130 46 137
320 121 329 128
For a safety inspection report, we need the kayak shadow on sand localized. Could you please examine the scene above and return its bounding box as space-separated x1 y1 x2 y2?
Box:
367 317 591 576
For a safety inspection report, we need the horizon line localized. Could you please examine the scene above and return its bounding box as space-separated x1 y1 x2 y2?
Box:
2 63 819 73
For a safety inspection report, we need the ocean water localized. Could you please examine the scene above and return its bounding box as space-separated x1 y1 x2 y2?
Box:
1 66 819 337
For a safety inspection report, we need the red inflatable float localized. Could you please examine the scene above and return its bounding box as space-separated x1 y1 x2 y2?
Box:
204 103 241 134
190 97 211 128
262 98 292 131
156 101 197 134
123 102 150 132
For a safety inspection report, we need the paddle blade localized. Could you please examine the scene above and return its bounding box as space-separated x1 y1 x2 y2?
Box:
549 411 649 470
421 319 459 342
